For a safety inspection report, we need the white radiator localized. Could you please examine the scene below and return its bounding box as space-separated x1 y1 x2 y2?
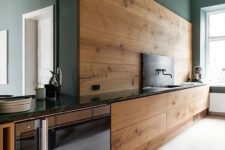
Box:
209 93 225 113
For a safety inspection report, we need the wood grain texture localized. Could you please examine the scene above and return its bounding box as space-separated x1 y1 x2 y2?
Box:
136 117 193 150
111 86 209 150
47 116 56 128
167 105 188 129
0 127 2 150
80 62 139 95
112 113 166 150
15 120 35 138
0 123 14 150
93 105 110 116
167 89 189 110
79 0 192 96
55 109 92 125
111 93 168 132
7 124 14 150
188 86 209 116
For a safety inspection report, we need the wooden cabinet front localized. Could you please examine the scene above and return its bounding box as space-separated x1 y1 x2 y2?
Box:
111 85 209 150
167 89 189 110
0 123 14 150
188 86 209 115
111 94 168 132
15 120 35 138
167 105 188 129
55 109 93 125
112 113 166 150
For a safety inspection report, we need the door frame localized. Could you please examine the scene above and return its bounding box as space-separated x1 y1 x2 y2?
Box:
22 5 54 95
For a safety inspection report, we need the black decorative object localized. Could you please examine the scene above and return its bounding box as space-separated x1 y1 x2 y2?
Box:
45 68 62 99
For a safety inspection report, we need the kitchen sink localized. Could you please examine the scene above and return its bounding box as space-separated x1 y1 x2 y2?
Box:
159 85 182 88
142 84 186 93
0 95 13 99
142 87 170 92
143 85 183 90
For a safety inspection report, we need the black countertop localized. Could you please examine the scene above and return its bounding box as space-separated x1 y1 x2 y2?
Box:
0 83 206 124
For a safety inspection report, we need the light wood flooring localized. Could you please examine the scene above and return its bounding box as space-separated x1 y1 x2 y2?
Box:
159 116 225 150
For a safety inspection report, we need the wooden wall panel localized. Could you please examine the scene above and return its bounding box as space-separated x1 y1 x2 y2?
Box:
79 0 192 96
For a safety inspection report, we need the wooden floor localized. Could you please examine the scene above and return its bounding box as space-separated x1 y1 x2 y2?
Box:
159 116 225 150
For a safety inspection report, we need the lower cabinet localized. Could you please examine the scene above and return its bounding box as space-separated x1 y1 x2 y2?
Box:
15 119 48 150
15 105 110 150
0 86 209 150
111 85 210 150
112 113 166 150
0 123 14 150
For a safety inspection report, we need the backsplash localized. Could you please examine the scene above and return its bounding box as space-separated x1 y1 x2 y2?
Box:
79 0 192 96
141 54 174 88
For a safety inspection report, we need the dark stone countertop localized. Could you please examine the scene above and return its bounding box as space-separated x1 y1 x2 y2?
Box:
0 83 206 124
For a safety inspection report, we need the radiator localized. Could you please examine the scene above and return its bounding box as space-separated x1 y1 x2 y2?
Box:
209 93 225 113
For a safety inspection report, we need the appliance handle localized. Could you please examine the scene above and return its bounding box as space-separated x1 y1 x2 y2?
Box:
35 127 41 150
41 119 48 150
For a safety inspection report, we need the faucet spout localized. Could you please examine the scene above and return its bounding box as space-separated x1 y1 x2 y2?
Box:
162 69 173 78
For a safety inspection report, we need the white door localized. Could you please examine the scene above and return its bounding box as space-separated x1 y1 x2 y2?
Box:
37 17 53 87
23 6 54 95
25 20 37 95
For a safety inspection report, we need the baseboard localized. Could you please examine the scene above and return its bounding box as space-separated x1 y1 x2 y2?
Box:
209 112 225 117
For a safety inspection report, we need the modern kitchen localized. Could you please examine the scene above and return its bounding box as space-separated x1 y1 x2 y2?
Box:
1 0 225 150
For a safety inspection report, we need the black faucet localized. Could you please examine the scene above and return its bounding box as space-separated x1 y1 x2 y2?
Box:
162 69 173 78
156 69 173 78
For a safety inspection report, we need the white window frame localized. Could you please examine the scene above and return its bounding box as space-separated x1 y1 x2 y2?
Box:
205 10 225 85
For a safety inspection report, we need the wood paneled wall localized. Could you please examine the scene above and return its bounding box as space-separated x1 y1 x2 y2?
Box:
79 0 192 96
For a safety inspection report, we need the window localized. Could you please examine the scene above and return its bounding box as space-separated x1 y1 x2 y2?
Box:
206 11 225 85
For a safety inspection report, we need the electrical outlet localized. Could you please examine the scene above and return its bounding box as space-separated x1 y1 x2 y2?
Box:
92 84 100 91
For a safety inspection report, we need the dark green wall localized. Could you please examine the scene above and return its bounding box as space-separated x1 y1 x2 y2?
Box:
58 0 78 96
0 0 55 95
191 0 225 67
0 0 78 96
156 0 191 21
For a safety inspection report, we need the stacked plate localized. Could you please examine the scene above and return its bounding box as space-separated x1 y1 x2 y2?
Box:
0 96 32 114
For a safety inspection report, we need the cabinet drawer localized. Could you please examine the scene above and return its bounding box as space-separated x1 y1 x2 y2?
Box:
93 105 110 116
56 109 92 125
167 89 189 110
111 94 168 132
47 116 56 127
188 86 209 115
111 113 166 150
167 105 188 129
16 121 35 138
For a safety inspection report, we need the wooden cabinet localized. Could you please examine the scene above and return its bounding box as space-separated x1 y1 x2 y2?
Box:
167 105 188 129
55 105 110 126
111 94 168 132
0 123 14 150
112 113 166 150
188 86 209 116
167 89 189 110
15 120 35 138
47 116 56 128
93 105 110 116
55 109 92 125
111 85 209 150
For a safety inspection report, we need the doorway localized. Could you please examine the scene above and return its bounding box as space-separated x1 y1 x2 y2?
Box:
22 6 54 95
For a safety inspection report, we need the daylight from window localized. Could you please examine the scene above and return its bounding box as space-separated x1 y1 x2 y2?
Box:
207 11 225 85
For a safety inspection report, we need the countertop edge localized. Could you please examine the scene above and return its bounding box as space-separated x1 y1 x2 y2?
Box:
0 84 207 124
